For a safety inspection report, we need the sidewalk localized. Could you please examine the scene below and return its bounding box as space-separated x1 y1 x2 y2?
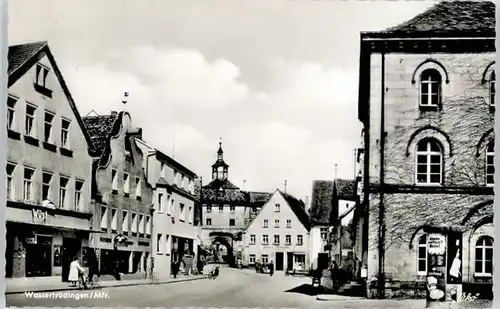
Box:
6 274 208 295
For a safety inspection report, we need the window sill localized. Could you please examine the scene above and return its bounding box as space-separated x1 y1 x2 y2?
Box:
157 252 164 255
60 147 73 157
297 244 303 246
43 142 57 153
415 183 442 187
417 272 427 276
7 130 21 140
419 105 440 112
34 83 53 98
474 273 492 278
24 135 40 147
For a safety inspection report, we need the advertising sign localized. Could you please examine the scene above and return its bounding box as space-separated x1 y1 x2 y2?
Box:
426 233 447 306
32 209 48 224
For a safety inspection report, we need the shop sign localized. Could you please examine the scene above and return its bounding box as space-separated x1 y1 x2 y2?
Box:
32 209 48 224
428 233 446 255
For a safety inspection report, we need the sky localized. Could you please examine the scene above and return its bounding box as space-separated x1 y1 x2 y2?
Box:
8 0 435 202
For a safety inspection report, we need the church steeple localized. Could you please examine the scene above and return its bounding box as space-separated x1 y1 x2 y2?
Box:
212 138 229 180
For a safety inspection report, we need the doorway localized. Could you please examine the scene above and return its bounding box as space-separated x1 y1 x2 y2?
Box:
318 253 329 270
26 235 53 277
62 238 81 282
275 252 284 271
287 252 293 271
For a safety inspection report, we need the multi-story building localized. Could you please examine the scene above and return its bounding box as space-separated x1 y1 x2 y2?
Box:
308 180 334 271
5 42 96 280
200 142 271 266
135 139 200 279
83 111 154 278
352 1 495 300
243 189 310 272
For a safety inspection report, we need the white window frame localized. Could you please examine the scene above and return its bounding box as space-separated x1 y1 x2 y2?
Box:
229 218 235 226
320 227 328 240
179 203 186 221
123 172 130 194
146 215 152 236
249 254 256 264
416 138 443 185
274 234 280 245
158 193 164 213
261 254 269 264
41 171 53 201
486 140 494 186
111 208 118 231
74 180 84 210
7 95 17 131
59 176 70 208
122 210 129 233
419 68 441 107
475 236 494 277
274 219 280 228
417 234 427 276
61 118 71 149
250 234 256 245
100 206 108 230
263 219 268 228
111 169 118 191
166 194 172 215
139 214 145 235
262 234 269 245
188 206 193 224
131 212 138 234
206 218 212 226
44 111 55 144
297 235 303 246
23 167 36 202
25 103 37 137
229 205 235 212
36 63 50 87
286 219 291 228
206 204 212 213
157 234 163 254
275 203 280 212
7 162 16 200
285 235 291 245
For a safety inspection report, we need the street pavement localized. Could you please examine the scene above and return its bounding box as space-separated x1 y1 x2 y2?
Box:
5 266 493 308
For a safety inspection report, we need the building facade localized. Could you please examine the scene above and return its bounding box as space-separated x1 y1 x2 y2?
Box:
308 180 334 271
353 1 495 299
5 42 96 280
243 189 311 272
83 111 154 278
200 142 271 266
136 139 200 279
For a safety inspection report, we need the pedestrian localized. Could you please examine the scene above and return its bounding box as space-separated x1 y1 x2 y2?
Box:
269 261 274 277
255 260 260 273
172 260 180 278
330 260 340 291
68 256 86 288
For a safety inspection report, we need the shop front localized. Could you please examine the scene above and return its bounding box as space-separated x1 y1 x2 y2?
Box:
5 202 95 280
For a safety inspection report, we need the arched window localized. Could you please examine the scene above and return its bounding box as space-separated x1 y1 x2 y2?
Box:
490 71 495 106
486 140 494 185
475 236 493 276
420 69 442 107
416 138 443 185
417 234 427 275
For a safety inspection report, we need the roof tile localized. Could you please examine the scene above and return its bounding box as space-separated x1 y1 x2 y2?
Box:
8 41 47 75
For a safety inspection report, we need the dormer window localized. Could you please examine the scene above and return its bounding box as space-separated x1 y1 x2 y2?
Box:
36 63 49 88
420 69 441 108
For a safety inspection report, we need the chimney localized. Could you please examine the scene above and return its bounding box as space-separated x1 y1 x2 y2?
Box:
110 111 118 116
304 196 309 208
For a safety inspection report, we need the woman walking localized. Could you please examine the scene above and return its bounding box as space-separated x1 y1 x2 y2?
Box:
69 256 86 288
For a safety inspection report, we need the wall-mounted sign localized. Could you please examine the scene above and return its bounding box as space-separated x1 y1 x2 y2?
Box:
428 233 446 255
32 209 48 224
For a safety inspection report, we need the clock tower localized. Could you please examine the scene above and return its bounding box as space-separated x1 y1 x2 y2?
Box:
212 140 229 181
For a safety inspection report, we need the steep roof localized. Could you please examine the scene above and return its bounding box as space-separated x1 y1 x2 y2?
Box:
8 41 96 155
155 149 197 178
365 1 495 37
279 190 311 231
334 179 357 201
309 180 334 226
82 114 120 156
8 41 47 75
248 191 273 208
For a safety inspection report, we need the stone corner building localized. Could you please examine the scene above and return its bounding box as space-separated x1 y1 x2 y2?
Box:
353 1 495 300
5 42 97 280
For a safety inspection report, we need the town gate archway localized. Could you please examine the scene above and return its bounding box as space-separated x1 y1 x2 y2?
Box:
209 232 235 266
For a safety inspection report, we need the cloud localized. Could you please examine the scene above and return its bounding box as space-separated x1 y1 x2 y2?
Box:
62 45 361 199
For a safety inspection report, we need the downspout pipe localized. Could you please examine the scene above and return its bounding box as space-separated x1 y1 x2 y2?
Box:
378 45 387 300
